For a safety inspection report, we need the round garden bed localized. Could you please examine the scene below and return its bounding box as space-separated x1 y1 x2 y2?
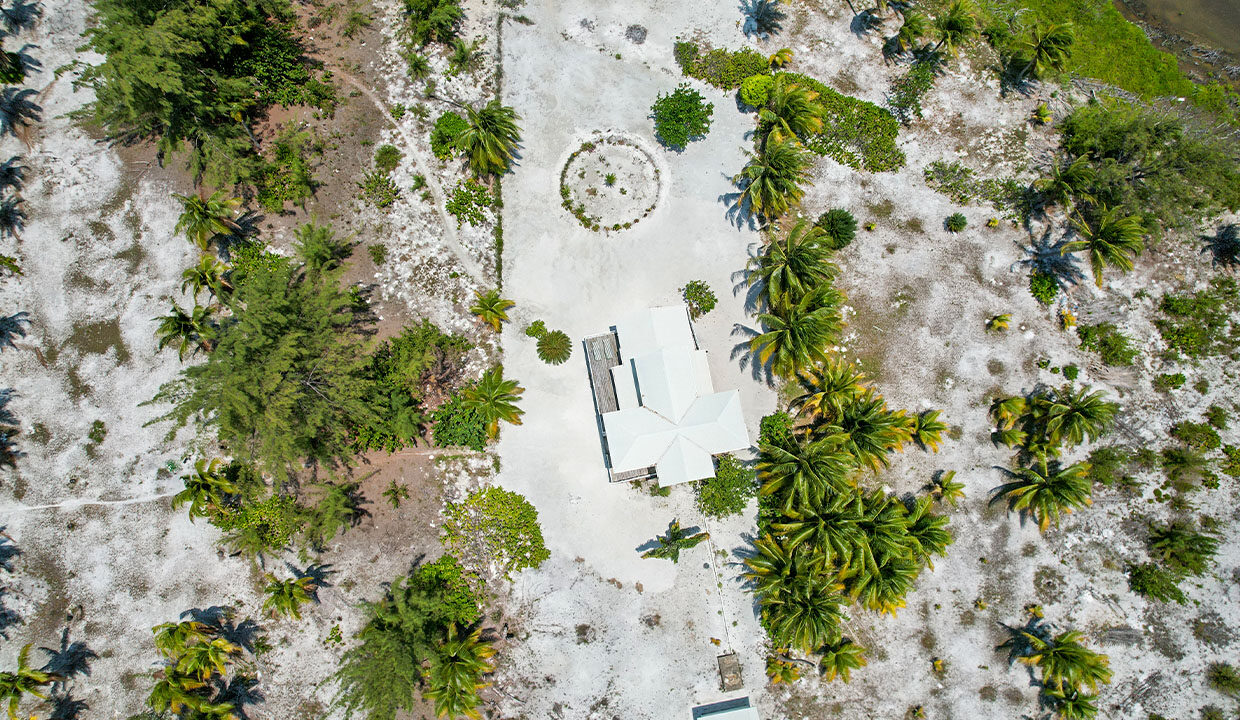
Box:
559 135 660 233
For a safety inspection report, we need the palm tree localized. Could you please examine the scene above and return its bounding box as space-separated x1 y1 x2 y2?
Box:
744 533 802 602
903 496 952 567
181 255 233 303
893 12 929 54
748 218 838 311
1045 686 1099 720
456 100 521 177
771 488 864 569
155 303 215 360
469 289 514 332
768 47 793 68
175 637 240 682
819 639 867 682
990 395 1026 430
929 470 965 507
147 671 208 715
1041 385 1117 447
933 0 978 56
764 573 845 653
173 191 241 251
262 574 317 620
911 409 948 452
790 359 866 423
172 458 238 521
847 553 918 615
0 644 57 720
992 455 1092 531
1148 520 1218 576
750 285 844 379
733 136 812 222
1063 206 1145 287
759 75 823 145
1036 155 1095 214
462 366 524 439
757 436 856 509
425 625 495 719
1016 629 1112 692
641 519 709 563
833 390 912 472
1017 22 1075 80
152 621 213 659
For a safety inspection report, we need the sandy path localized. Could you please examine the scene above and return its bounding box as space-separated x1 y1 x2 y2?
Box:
333 69 486 282
0 491 179 515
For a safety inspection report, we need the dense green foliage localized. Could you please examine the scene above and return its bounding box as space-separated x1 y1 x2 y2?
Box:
1170 421 1221 452
1127 562 1186 604
739 74 775 107
149 230 375 483
442 487 551 578
1028 271 1058 305
361 171 400 208
81 0 332 185
650 84 714 150
374 144 403 173
457 100 522 177
695 454 756 520
1076 322 1138 366
681 280 717 319
777 72 903 172
446 178 495 227
431 392 487 451
330 556 484 720
400 0 463 47
430 111 469 160
673 41 768 89
733 136 812 222
255 126 319 213
999 621 1111 716
1156 277 1238 358
815 209 856 250
989 384 1118 459
945 212 967 233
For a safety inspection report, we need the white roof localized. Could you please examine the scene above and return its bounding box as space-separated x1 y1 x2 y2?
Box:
601 306 751 486
615 305 696 359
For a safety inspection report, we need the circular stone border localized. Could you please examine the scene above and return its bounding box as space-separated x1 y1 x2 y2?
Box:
558 133 663 234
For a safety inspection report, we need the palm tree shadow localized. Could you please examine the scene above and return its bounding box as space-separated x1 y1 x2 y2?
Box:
0 156 26 196
740 0 785 39
0 311 31 350
0 87 40 138
0 588 20 639
48 692 88 720
720 174 760 231
220 674 264 719
730 323 773 385
996 617 1053 690
850 9 882 36
181 606 261 653
216 211 265 261
9 44 41 76
40 628 98 690
1201 223 1239 269
286 561 335 589
0 196 26 239
0 525 19 571
1016 227 1084 289
1 0 43 33
731 243 766 315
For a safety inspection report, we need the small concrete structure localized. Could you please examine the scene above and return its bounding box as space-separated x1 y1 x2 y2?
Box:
584 305 751 485
691 696 761 720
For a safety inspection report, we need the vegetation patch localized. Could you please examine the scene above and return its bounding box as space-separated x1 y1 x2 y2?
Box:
1156 277 1238 359
694 454 755 520
1076 322 1138 366
673 40 768 89
443 487 551 578
446 179 495 228
779 72 904 172
650 84 714 150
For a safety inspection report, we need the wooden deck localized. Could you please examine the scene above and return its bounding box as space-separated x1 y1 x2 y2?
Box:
583 332 656 483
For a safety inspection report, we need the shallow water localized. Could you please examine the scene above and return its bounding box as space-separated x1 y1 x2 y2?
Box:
1122 0 1240 54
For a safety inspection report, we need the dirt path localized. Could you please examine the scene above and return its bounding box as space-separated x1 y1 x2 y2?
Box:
333 69 486 283
0 490 179 515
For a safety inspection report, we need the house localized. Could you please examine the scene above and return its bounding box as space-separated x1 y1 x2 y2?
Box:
583 305 751 486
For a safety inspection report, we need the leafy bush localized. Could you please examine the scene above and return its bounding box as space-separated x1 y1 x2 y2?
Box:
1221 446 1240 478
815 209 857 250
945 213 967 233
886 60 936 124
430 110 469 159
1087 446 1131 486
779 72 904 172
695 454 757 520
1029 271 1058 304
673 41 768 89
1153 373 1186 392
1155 277 1238 358
255 126 319 213
442 487 551 577
368 244 388 265
536 330 572 365
1062 364 1079 381
402 0 464 46
1077 322 1138 366
759 411 794 450
1206 405 1228 430
681 280 717 319
445 179 494 227
1206 663 1240 698
431 392 487 451
1127 562 1186 604
374 144 403 173
1149 520 1219 577
739 74 774 107
361 171 400 208
650 83 714 150
524 320 547 339
1170 421 1221 452
212 493 305 557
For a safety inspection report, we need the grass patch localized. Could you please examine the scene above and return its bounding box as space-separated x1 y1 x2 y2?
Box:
1076 322 1138 366
1156 277 1239 359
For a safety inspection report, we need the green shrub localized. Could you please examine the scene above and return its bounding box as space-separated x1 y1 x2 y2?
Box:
524 320 547 339
1062 364 1079 381
1170 421 1221 451
1153 373 1186 392
780 72 904 173
537 330 572 365
1077 322 1138 366
1087 446 1131 486
1149 520 1219 577
212 494 305 558
445 178 494 227
695 454 756 520
1029 271 1058 304
759 411 795 450
368 244 388 265
1127 562 1186 604
739 74 774 107
431 392 487 451
430 110 469 159
886 60 936 124
442 486 551 578
945 213 968 233
1221 446 1240 478
673 41 768 89
1206 662 1240 698
255 127 319 213
1156 278 1238 358
681 280 717 319
816 209 857 250
1205 405 1228 430
361 171 400 208
650 83 714 150
374 144 402 173
402 0 464 46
